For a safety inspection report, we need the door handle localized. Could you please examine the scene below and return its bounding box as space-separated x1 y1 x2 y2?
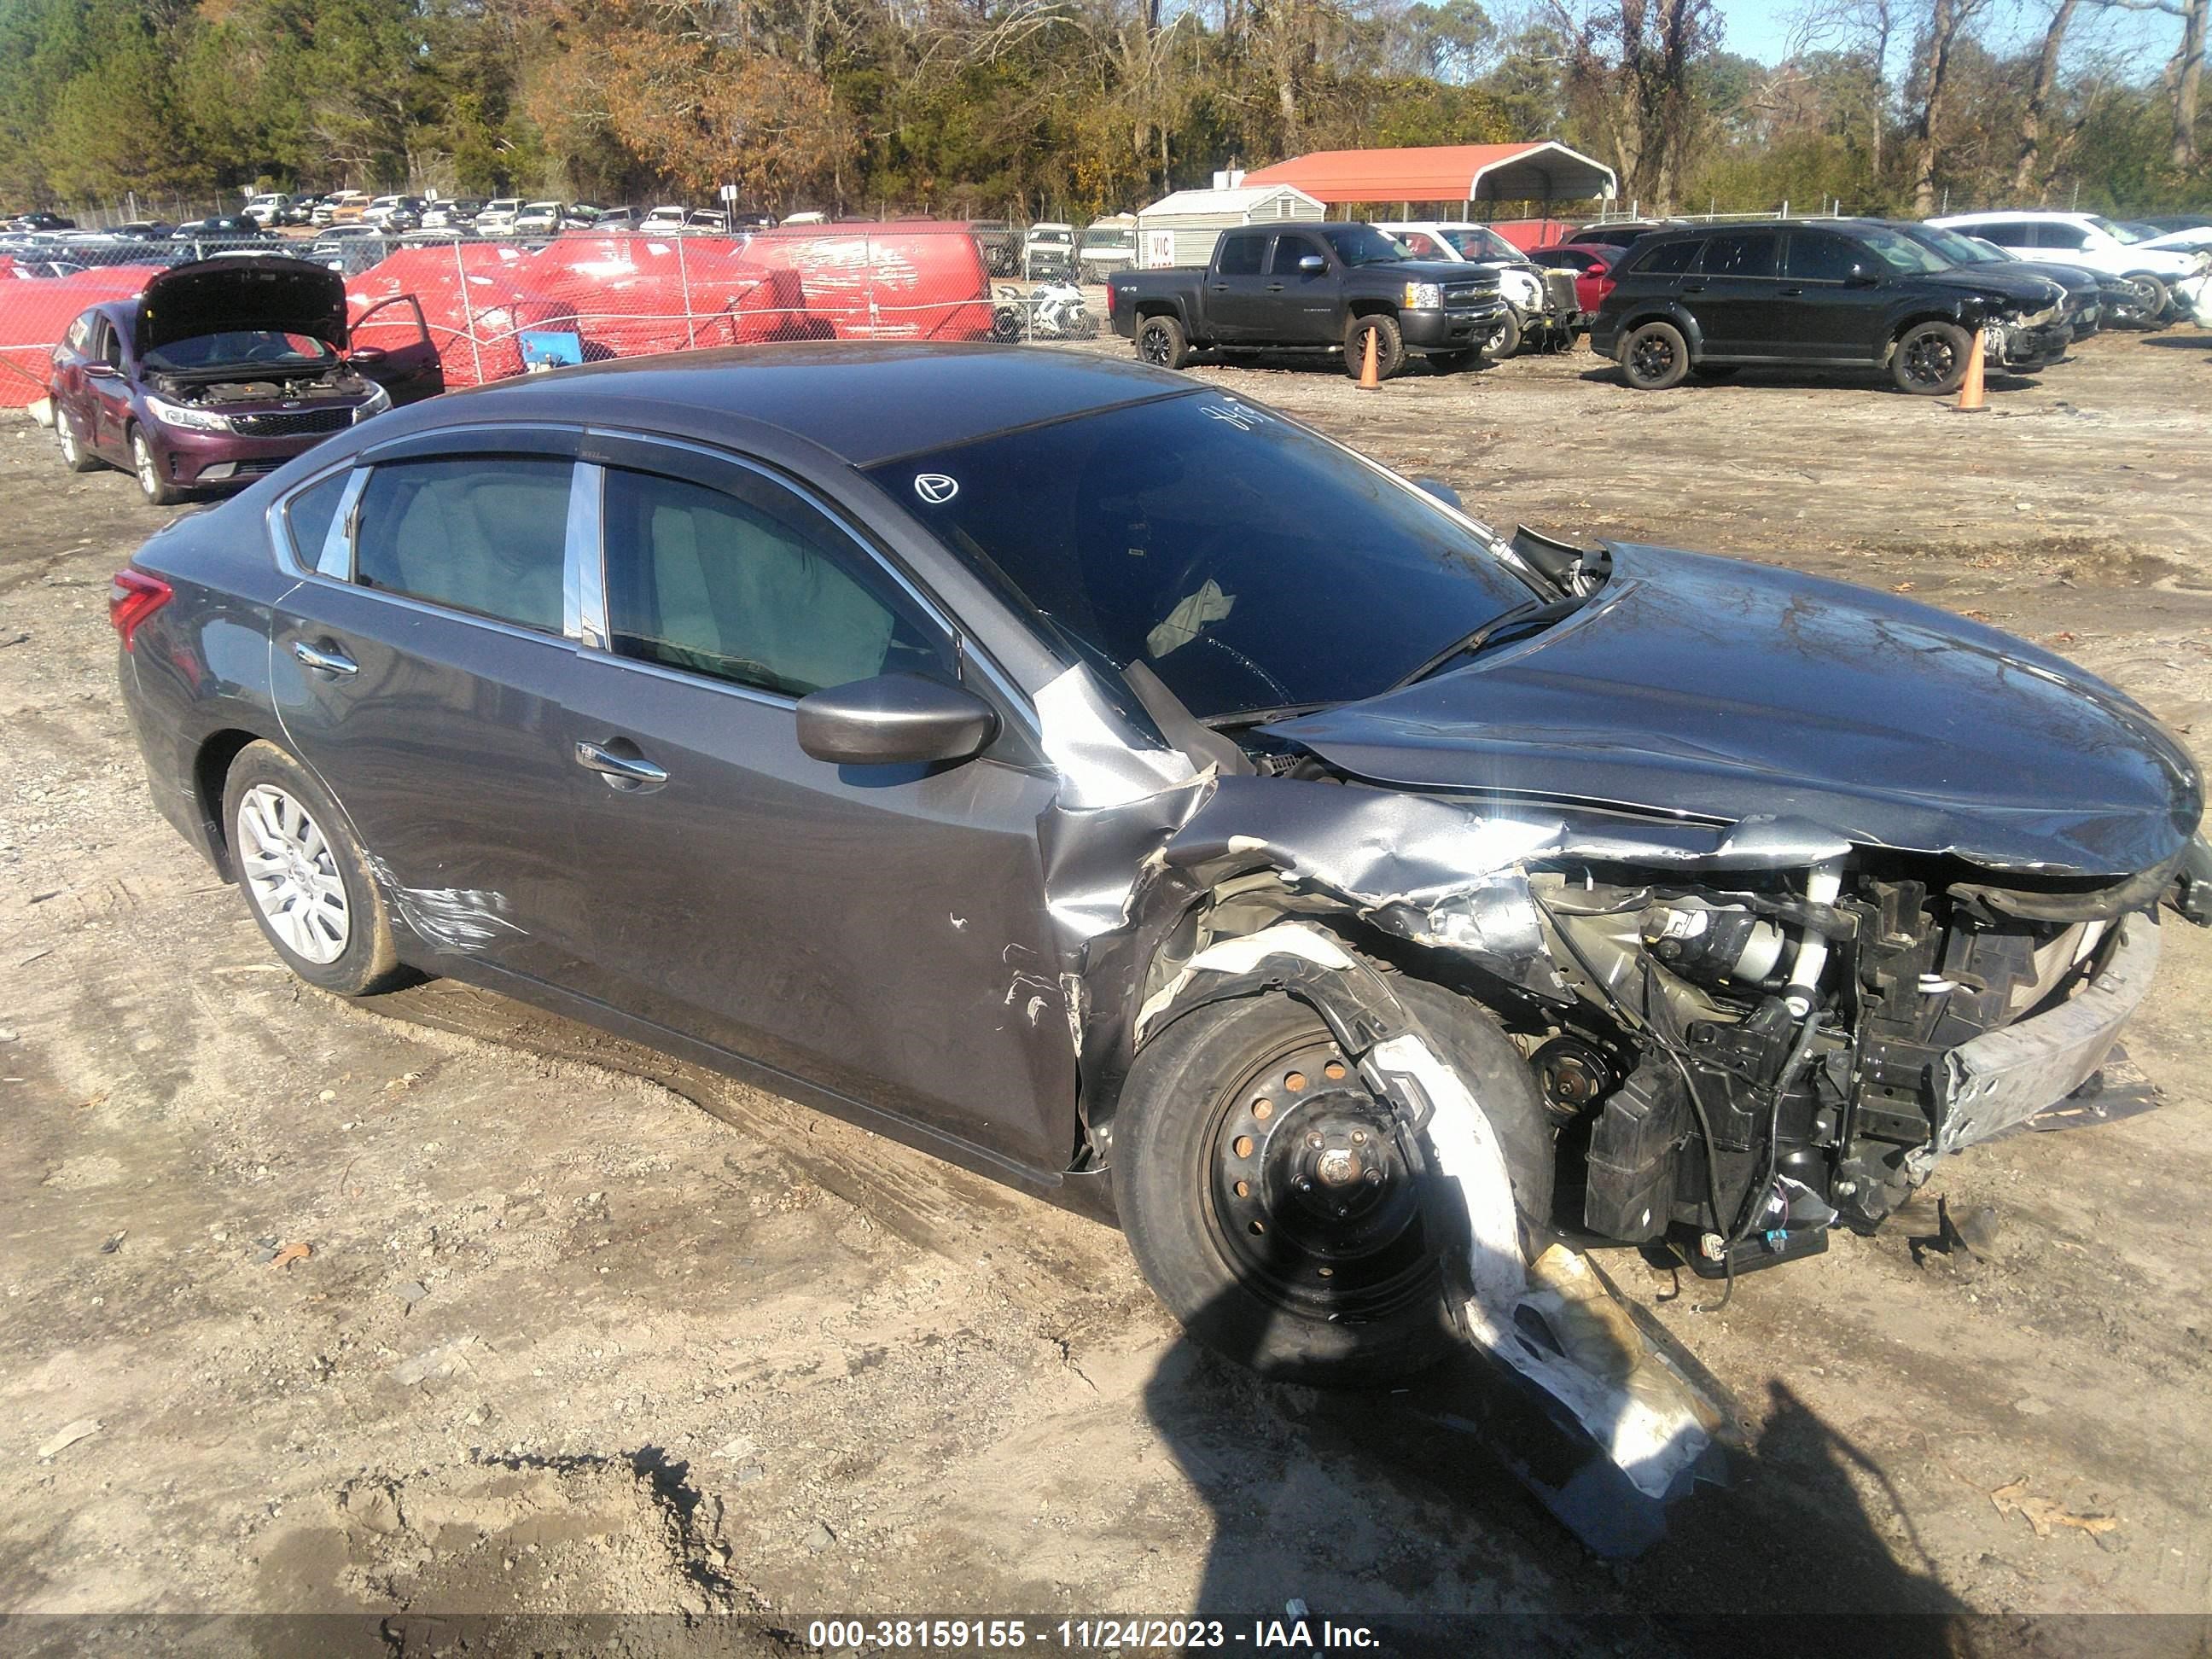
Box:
573 739 668 793
1209 283 1228 292
292 639 358 676
1679 282 1707 293
1779 286 1806 296
1266 282 1285 292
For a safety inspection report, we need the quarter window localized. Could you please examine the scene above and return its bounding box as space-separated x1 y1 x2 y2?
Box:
1217 232 1267 276
1784 232 1861 282
1701 230 1780 276
601 468 953 700
352 457 572 632
286 471 351 570
1632 238 1703 275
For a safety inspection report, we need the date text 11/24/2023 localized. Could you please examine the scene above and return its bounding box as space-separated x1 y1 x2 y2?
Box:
803 1616 1382 1650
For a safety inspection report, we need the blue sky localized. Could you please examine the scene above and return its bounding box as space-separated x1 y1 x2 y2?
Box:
1713 0 2182 74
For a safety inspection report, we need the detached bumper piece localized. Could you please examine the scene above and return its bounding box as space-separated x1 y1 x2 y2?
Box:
1912 914 2161 1178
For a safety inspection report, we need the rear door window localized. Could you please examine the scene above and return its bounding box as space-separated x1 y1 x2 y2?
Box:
1631 238 1703 275
599 467 956 700
1216 232 1267 276
1975 221 2036 247
2037 222 2088 250
352 457 573 633
1700 230 1780 276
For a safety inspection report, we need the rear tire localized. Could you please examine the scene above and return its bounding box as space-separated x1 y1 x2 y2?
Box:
221 740 405 998
1619 321 1689 389
1891 320 1972 395
1343 313 1406 381
1114 979 1551 1388
1136 313 1190 370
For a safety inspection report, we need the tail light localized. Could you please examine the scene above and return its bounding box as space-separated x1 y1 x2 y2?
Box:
108 568 172 650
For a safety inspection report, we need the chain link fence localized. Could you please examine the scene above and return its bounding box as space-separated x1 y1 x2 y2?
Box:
1 225 1104 411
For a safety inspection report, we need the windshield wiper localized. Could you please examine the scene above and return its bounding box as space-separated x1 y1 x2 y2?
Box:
1388 596 1588 691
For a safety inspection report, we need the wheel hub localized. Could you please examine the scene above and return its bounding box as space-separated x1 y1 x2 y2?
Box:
1208 1039 1431 1318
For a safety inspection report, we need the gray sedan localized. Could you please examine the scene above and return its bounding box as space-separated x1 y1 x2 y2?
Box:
114 345 2208 1406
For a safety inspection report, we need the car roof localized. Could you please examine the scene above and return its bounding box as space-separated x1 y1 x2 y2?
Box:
365 343 1198 469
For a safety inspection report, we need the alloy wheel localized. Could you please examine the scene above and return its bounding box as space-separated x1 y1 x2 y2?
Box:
1139 324 1172 365
132 433 161 498
1902 332 1957 388
1205 1036 1434 1323
1630 332 1676 382
235 783 351 964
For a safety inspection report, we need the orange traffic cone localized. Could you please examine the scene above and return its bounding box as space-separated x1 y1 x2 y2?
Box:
1358 325 1380 390
1953 329 1988 413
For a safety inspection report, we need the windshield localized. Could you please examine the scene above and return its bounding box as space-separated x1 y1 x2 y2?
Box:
1033 229 1072 244
1858 224 1951 274
144 330 336 371
1443 227 1520 262
1318 223 1412 267
1083 228 1134 249
1897 223 1991 265
873 394 1538 719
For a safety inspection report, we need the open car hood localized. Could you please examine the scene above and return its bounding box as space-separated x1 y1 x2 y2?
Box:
135 258 350 358
1272 544 2202 878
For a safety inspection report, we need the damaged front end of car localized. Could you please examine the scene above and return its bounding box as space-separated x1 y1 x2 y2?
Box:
1024 532 2207 1517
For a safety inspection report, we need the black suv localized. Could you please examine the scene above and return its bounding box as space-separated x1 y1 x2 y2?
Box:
1590 219 2072 394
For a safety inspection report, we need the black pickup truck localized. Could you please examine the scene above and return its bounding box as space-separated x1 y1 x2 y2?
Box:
1107 222 1507 379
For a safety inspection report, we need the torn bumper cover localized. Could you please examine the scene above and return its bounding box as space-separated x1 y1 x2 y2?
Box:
1911 913 2162 1179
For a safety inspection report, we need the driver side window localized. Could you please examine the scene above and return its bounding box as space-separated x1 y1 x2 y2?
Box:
600 467 956 701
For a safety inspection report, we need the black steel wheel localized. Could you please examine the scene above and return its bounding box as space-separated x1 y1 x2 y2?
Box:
1115 982 1551 1387
1620 320 1689 390
1891 319 1972 395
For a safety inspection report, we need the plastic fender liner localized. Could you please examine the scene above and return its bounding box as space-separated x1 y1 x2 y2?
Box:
1148 920 1722 1503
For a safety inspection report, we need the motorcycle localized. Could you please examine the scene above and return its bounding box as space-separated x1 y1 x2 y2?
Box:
990 282 1097 342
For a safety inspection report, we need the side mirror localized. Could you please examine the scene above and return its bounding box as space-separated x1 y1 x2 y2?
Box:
347 346 388 366
84 362 119 379
1414 477 1463 510
796 672 998 767
1844 263 1880 287
1298 254 1325 274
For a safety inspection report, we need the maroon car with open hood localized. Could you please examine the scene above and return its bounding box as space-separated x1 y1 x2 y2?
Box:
46 255 442 505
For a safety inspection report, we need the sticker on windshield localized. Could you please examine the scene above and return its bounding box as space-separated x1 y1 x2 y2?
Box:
914 473 959 504
1201 400 1268 432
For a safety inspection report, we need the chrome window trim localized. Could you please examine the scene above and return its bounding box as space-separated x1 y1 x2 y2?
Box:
264 460 366 579
317 469 372 579
579 427 1040 738
562 461 607 647
573 642 799 712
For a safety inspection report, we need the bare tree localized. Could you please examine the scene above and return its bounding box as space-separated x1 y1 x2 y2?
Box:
2097 0 2207 168
1906 0 1984 214
2014 0 2079 190
1549 0 1720 212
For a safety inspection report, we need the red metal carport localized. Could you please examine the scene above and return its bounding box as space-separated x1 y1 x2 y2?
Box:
1241 143 1617 247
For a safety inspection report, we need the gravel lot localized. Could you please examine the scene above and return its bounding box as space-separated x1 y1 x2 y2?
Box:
2 328 2209 1648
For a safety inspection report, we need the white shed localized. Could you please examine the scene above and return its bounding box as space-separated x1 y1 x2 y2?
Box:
1135 184 1326 269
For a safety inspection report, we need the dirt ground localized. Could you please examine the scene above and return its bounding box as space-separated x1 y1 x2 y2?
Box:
3 326 2209 1650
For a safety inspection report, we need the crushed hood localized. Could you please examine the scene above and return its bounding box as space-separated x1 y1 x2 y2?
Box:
1920 265 2068 311
1273 544 2202 877
135 258 350 358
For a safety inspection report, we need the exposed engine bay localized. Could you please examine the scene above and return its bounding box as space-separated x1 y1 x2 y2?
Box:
147 363 378 406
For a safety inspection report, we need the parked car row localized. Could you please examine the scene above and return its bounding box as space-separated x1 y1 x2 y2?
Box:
1106 207 2208 393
